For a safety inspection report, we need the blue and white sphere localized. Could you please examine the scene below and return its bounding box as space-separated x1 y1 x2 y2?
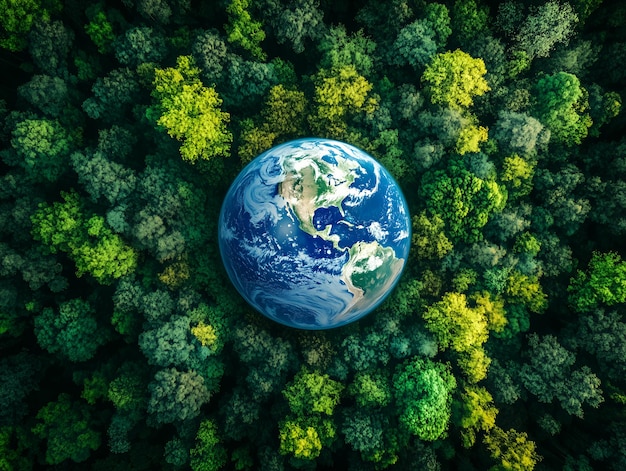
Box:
218 138 411 330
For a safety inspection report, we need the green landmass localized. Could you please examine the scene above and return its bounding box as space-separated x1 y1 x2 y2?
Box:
1 0 625 470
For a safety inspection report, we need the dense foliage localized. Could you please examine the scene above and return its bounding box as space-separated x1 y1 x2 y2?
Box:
1 0 625 469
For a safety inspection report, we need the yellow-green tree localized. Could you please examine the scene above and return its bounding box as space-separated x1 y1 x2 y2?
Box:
309 65 378 138
422 49 489 109
149 55 232 163
225 0 266 60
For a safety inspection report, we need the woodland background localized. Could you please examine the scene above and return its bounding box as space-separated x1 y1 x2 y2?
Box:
1 0 626 469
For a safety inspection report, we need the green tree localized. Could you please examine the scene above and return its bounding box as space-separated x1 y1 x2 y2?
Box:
278 416 335 461
422 49 490 109
348 370 392 408
149 55 232 163
0 0 60 52
569 252 626 312
453 385 498 447
147 367 211 424
514 0 578 59
410 211 453 260
392 20 439 69
17 74 72 120
84 9 115 54
493 111 548 157
501 154 535 199
32 394 101 465
5 117 74 182
82 67 140 122
484 426 541 471
190 419 227 471
259 0 326 54
71 150 137 205
451 0 490 43
318 25 377 76
309 65 378 138
393 357 456 441
283 367 343 416
113 26 166 67
520 334 603 417
225 0 266 60
420 156 507 244
533 72 592 146
31 191 138 284
34 298 109 362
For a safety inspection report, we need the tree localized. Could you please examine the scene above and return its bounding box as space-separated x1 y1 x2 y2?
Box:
283 367 343 416
31 191 138 284
453 385 498 447
572 309 626 381
309 64 378 138
5 117 74 182
484 426 541 471
260 0 326 54
420 156 507 244
393 357 456 440
190 419 227 471
0 353 41 426
492 111 548 157
71 150 137 205
514 1 578 60
82 68 141 122
17 74 72 120
225 0 266 60
192 29 228 84
149 55 232 163
278 416 335 461
84 8 115 53
423 292 489 354
451 0 490 43
0 0 60 52
113 26 166 67
147 367 211 424
520 334 603 418
392 20 439 69
348 370 391 408
34 298 109 362
501 154 534 199
138 316 196 367
28 19 74 77
568 252 626 313
318 25 377 76
533 72 592 146
422 49 489 109
32 394 101 465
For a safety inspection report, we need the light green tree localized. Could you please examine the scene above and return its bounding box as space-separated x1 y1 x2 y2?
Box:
309 65 378 138
422 49 490 109
484 426 541 471
31 191 138 284
393 357 456 441
533 72 592 146
453 385 498 447
283 367 343 416
190 419 227 471
569 252 626 312
149 55 232 163
225 0 266 60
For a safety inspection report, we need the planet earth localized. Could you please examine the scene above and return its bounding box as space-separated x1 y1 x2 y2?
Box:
218 138 411 330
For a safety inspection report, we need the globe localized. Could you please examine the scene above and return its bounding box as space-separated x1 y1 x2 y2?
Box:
218 138 411 330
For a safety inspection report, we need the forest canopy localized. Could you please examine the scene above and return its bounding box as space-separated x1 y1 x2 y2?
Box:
1 0 625 470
